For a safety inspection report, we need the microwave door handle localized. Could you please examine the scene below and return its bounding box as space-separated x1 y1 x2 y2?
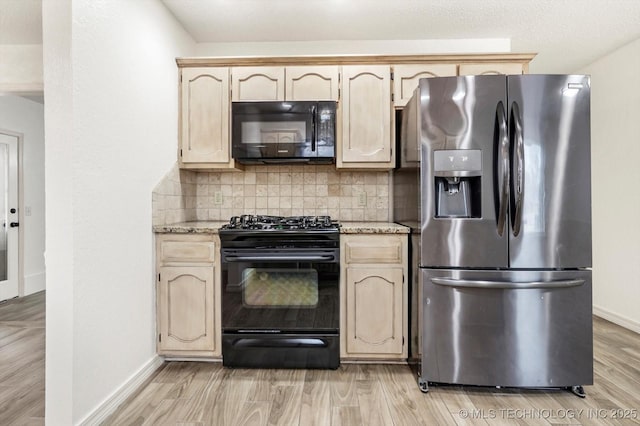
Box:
311 105 316 152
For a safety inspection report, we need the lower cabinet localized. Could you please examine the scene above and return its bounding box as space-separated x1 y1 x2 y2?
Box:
156 234 221 357
340 234 408 359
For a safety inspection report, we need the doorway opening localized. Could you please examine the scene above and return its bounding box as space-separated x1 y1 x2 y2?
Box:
0 130 22 302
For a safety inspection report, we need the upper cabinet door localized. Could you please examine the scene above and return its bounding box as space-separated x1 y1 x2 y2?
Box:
285 66 340 101
458 63 525 76
231 67 285 101
339 65 393 168
180 67 231 164
393 64 457 107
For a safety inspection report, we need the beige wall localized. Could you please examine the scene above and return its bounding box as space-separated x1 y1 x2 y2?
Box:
579 37 640 333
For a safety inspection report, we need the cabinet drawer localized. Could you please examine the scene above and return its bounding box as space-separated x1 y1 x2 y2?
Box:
344 236 403 264
159 240 216 264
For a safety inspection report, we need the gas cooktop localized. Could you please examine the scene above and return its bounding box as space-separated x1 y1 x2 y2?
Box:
220 215 340 231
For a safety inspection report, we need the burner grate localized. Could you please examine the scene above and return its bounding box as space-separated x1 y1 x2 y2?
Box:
221 215 339 231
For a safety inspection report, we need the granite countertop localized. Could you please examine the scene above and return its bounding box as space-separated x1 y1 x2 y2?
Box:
152 221 228 234
339 222 410 234
153 221 409 234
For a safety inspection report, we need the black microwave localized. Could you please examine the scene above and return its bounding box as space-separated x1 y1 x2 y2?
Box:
231 101 336 164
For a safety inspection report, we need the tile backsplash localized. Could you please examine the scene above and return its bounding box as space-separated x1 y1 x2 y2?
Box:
153 164 391 225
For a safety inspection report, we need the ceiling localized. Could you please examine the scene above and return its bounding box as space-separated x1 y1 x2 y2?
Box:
161 0 640 73
1 0 639 73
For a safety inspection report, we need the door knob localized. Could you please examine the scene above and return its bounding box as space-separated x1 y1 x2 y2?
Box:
9 222 19 227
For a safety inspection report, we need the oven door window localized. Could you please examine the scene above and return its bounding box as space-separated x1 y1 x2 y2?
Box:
222 259 339 332
242 268 318 308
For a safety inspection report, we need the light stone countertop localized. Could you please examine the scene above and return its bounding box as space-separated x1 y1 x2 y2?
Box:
152 221 228 234
339 222 410 234
153 221 409 234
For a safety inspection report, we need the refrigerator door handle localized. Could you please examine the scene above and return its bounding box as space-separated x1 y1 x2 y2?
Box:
511 101 525 237
495 102 509 236
431 277 585 289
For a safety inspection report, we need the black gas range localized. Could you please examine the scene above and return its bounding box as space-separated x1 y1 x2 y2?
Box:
219 215 341 369
220 214 340 231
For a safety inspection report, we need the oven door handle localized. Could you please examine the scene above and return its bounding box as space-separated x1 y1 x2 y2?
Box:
223 254 337 262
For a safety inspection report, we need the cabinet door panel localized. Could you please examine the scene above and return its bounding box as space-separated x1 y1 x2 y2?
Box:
180 67 230 164
285 66 339 101
344 236 403 264
232 67 285 101
159 240 216 264
393 64 457 107
340 66 392 164
158 266 215 352
345 267 403 355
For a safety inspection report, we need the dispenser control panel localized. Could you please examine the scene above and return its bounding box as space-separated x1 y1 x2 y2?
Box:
433 150 482 173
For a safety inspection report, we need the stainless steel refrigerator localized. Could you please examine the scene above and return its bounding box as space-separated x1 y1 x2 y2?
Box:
397 75 593 396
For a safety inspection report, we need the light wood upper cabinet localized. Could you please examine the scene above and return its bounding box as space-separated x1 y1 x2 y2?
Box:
458 62 526 76
393 64 457 107
338 65 393 169
180 67 239 169
231 67 285 101
232 66 339 101
156 234 221 357
285 66 340 101
341 234 408 359
177 55 533 170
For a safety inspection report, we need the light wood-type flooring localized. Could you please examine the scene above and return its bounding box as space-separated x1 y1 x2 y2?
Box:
105 316 640 426
0 291 45 425
1 293 638 425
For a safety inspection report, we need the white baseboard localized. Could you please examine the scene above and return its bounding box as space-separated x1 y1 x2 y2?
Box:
23 271 45 295
593 305 640 334
78 355 164 426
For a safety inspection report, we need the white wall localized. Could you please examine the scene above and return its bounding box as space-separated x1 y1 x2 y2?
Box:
43 0 196 424
579 38 640 332
195 38 510 56
0 45 43 92
0 95 45 295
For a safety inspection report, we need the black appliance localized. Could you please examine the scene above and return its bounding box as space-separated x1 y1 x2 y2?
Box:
220 215 340 369
231 101 336 164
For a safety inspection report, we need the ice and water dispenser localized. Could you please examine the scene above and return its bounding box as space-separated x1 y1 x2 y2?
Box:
433 150 482 218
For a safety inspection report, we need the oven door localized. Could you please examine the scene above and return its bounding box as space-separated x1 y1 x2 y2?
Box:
221 248 340 368
221 248 339 332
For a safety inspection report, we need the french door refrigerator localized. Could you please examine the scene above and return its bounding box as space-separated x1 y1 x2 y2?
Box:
407 74 593 396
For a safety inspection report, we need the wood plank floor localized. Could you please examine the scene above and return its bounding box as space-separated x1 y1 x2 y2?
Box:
0 294 638 425
0 291 45 426
105 316 640 426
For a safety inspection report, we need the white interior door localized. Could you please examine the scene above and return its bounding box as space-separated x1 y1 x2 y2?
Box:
0 132 19 301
